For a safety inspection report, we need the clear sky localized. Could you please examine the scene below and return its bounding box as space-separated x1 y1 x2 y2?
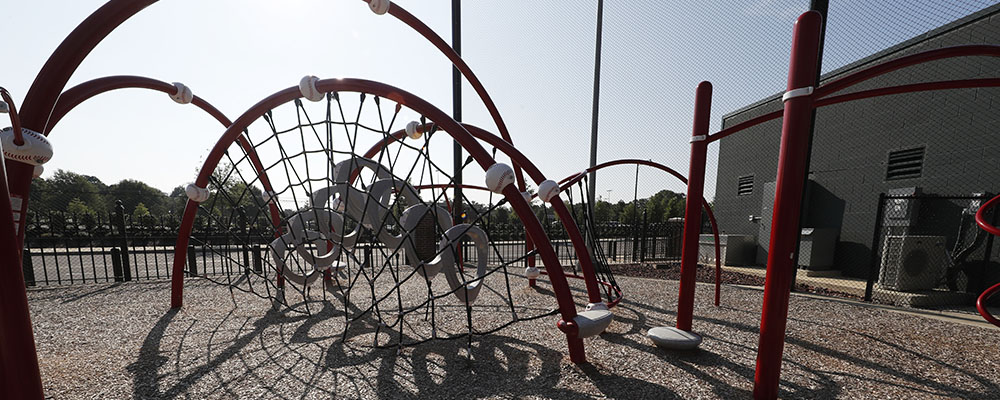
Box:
3 0 997 204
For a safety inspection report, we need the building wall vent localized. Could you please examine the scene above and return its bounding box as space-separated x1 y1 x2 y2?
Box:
737 175 754 196
886 146 925 181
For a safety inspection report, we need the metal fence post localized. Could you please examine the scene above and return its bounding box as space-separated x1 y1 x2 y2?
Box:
253 244 263 274
113 200 131 281
187 245 198 277
865 193 887 302
111 247 124 282
640 208 648 262
22 248 35 287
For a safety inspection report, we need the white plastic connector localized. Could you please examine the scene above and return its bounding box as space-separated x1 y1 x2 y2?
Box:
170 82 193 104
299 75 324 102
32 165 44 179
405 121 422 139
485 163 514 194
689 135 707 143
782 86 814 102
524 266 540 279
1 127 53 165
537 180 560 202
185 184 210 203
369 0 390 15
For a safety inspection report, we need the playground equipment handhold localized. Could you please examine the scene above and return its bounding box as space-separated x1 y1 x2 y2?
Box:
169 82 193 104
368 0 390 15
184 184 210 203
298 75 324 102
537 179 559 202
647 326 702 350
0 127 53 166
405 121 422 139
485 163 514 194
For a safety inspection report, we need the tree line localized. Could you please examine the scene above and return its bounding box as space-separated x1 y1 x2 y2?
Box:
28 169 689 229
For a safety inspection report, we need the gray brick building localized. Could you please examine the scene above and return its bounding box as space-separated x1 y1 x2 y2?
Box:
712 5 1000 278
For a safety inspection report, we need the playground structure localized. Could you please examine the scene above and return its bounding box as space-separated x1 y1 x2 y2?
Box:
0 1 998 400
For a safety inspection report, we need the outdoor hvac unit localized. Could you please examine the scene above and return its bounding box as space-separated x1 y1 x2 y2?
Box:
878 235 947 291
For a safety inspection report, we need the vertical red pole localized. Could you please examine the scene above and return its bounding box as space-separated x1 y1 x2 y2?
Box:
675 81 712 332
0 160 45 398
753 11 822 400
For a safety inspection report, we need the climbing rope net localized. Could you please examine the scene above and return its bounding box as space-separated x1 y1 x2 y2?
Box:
182 85 601 350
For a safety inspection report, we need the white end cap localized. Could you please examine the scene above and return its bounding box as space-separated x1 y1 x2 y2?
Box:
1 127 53 166
170 82 193 104
537 179 560 202
32 165 44 178
369 0 390 15
524 266 540 279
185 184 210 203
405 121 422 139
485 163 514 194
299 75 324 102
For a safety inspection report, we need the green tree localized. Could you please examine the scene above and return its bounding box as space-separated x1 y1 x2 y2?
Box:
107 179 167 215
132 202 155 228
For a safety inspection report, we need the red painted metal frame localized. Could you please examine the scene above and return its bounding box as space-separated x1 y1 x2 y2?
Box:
169 78 593 363
752 12 822 399
0 119 44 400
559 158 724 307
0 88 25 145
676 82 713 332
974 194 1000 328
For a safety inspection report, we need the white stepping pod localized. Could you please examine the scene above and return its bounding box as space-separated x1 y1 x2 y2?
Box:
1 127 53 166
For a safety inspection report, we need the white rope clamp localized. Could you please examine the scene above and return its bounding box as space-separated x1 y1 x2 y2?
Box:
185 184 210 203
537 180 560 203
299 75 324 102
369 0 390 15
689 135 707 143
170 82 193 104
405 121 422 139
782 86 814 102
1 127 53 165
485 163 515 194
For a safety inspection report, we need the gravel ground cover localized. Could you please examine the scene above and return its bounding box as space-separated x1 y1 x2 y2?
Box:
27 274 1000 399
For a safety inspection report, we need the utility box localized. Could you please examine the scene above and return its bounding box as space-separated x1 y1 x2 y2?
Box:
699 234 756 266
797 228 837 270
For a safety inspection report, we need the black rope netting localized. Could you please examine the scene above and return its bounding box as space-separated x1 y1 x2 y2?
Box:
182 89 625 350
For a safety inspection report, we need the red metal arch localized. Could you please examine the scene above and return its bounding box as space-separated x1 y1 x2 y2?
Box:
45 75 284 233
708 45 1000 143
974 194 1000 328
169 77 594 363
559 158 724 307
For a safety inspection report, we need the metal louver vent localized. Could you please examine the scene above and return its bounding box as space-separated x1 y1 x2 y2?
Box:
886 147 925 181
737 175 754 196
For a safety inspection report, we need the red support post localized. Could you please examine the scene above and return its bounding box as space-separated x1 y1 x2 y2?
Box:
753 11 823 400
0 158 45 399
675 81 712 332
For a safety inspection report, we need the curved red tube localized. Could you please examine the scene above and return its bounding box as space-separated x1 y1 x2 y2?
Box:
974 193 1000 327
0 88 25 146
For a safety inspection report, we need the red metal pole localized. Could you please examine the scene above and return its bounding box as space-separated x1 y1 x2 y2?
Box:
0 151 44 398
675 81 712 332
753 11 822 400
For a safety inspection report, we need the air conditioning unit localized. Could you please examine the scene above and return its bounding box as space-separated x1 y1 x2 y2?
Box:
878 235 947 291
